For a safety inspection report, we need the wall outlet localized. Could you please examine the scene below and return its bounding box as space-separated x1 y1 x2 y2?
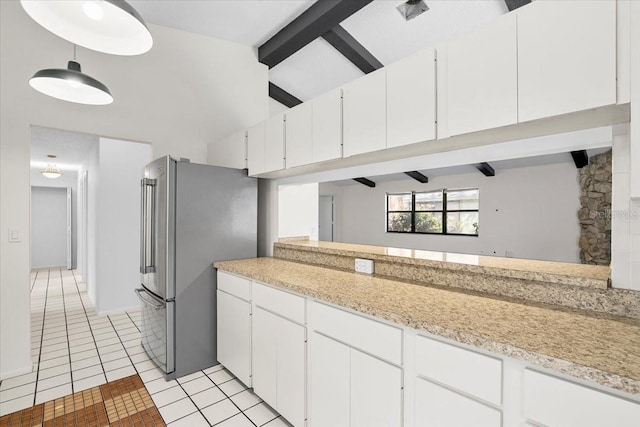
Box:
355 258 374 274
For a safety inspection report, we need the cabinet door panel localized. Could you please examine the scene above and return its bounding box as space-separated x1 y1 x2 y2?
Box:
415 377 502 427
286 102 313 169
387 49 436 148
277 318 306 427
309 332 350 427
517 0 616 122
252 306 277 407
446 13 517 136
350 349 402 427
343 68 386 157
264 113 285 172
216 290 251 387
524 369 640 427
312 88 342 163
247 122 265 176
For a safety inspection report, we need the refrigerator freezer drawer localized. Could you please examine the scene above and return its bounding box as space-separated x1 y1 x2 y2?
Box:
136 288 175 375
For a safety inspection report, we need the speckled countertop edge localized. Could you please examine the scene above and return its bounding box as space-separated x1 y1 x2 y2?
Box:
275 241 610 289
215 257 640 396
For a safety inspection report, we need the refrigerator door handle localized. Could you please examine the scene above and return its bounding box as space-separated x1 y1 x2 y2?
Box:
135 288 164 310
140 178 157 274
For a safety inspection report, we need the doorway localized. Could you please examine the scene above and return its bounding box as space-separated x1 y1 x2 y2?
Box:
319 195 334 242
31 186 71 269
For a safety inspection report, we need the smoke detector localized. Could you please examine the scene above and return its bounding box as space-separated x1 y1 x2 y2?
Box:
397 0 429 21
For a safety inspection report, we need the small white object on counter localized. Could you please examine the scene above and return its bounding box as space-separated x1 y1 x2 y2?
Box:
355 258 374 274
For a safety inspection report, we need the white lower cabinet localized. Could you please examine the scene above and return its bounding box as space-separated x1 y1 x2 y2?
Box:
217 272 640 427
414 377 501 427
252 288 306 427
523 369 640 427
309 332 402 427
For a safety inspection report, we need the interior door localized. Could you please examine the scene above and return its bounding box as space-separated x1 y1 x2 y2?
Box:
318 196 334 242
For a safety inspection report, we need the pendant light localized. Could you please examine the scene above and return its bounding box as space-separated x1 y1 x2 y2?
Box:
20 0 153 56
40 155 63 179
29 45 113 105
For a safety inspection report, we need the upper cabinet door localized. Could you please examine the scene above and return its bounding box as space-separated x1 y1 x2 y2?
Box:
312 88 342 164
387 49 436 148
343 68 386 157
247 122 265 176
444 13 517 137
285 102 313 169
517 0 616 122
264 113 286 173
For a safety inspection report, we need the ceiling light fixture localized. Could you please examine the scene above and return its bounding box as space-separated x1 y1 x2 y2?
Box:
40 155 63 179
29 45 113 105
20 0 153 56
397 0 429 21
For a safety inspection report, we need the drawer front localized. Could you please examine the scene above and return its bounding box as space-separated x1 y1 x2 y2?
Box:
524 369 640 427
415 377 502 427
253 282 305 324
415 335 502 406
311 301 402 365
217 271 251 301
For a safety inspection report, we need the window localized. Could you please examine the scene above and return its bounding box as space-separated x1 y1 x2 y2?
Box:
386 188 479 236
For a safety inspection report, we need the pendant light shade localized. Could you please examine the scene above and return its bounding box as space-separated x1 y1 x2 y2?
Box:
21 0 153 56
29 60 113 105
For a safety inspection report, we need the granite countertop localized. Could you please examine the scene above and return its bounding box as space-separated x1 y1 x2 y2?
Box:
275 240 610 289
215 257 640 396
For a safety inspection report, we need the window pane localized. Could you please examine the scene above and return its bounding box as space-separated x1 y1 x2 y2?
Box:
415 212 443 233
447 211 479 235
388 213 412 232
446 189 479 210
387 193 412 211
415 191 443 211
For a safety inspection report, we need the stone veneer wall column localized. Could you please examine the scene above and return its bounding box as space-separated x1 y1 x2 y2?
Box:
578 150 612 265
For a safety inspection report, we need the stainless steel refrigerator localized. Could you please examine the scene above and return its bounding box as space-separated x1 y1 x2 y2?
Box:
136 156 257 380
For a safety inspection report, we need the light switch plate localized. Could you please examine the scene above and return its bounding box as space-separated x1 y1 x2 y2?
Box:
355 258 374 274
8 228 20 242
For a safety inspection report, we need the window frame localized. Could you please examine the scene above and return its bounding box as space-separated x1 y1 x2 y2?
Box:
385 188 479 236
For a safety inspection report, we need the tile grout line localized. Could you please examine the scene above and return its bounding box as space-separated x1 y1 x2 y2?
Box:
202 373 259 427
59 267 75 395
70 269 108 385
32 268 51 406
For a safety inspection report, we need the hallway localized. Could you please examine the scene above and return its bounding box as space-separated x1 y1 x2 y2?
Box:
0 268 288 426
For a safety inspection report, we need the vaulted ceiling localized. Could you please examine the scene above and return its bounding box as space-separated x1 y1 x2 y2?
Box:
129 1 522 115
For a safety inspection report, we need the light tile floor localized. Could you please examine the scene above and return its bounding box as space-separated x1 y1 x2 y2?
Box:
0 267 290 427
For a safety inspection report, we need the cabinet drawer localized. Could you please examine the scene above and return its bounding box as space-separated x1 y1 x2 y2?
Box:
253 282 305 324
415 335 502 406
217 271 251 302
311 301 402 365
524 369 640 427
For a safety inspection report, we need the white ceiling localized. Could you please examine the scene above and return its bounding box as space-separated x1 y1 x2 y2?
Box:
30 126 98 172
129 0 314 47
128 0 509 107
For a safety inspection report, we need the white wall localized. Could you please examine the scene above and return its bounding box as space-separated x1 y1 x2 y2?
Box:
320 162 582 263
258 179 279 257
30 169 78 268
30 187 69 268
278 183 319 241
0 0 268 379
94 138 150 314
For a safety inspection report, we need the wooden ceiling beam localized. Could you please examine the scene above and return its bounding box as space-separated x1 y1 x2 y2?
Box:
322 25 383 74
258 0 373 69
268 82 302 108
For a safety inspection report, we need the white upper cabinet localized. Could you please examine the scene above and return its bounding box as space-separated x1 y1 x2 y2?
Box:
343 68 387 157
517 0 616 122
386 49 437 148
285 102 313 169
312 88 342 163
264 112 286 173
247 121 265 176
441 13 517 137
207 130 246 170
